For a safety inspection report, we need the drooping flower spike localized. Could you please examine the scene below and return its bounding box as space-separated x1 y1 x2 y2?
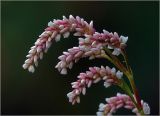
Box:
97 93 150 116
22 15 150 115
23 15 95 73
67 66 123 105
22 15 128 73
55 43 106 75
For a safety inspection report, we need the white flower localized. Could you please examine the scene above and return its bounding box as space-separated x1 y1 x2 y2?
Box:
112 48 121 56
59 25 64 29
87 80 92 88
111 67 116 74
28 49 36 54
104 81 111 88
60 68 67 75
103 29 109 35
108 45 113 49
62 15 67 20
76 96 80 103
39 52 43 59
22 64 28 69
46 41 52 49
33 55 38 63
93 78 101 83
67 92 73 98
63 32 70 38
73 32 81 36
68 62 73 69
37 47 42 53
55 34 61 42
48 21 54 27
28 65 35 73
69 15 75 22
132 108 138 113
142 101 150 114
99 103 106 111
84 37 90 43
116 70 123 79
120 35 128 44
78 38 85 42
103 76 108 80
82 87 86 95
89 20 93 27
25 59 31 64
81 18 85 26
96 111 104 116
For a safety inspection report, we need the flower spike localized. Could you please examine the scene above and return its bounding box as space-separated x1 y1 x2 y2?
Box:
23 15 128 73
23 15 95 73
67 66 123 105
97 93 150 116
22 15 150 115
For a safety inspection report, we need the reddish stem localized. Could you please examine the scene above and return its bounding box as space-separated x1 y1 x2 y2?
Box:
133 84 142 109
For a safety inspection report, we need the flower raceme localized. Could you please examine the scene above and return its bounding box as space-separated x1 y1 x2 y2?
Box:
22 15 150 115
22 15 128 73
55 43 106 75
67 66 123 105
97 93 150 116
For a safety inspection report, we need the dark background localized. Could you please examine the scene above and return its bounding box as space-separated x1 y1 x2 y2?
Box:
1 1 159 115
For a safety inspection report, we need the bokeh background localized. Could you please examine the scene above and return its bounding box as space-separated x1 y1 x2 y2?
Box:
1 1 159 115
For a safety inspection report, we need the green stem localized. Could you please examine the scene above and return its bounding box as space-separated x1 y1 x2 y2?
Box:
121 50 143 113
119 79 144 115
127 75 144 114
121 50 134 76
102 47 144 114
121 50 130 72
103 47 127 74
119 79 137 108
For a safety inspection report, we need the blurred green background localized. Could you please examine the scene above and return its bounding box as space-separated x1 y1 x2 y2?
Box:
1 1 159 115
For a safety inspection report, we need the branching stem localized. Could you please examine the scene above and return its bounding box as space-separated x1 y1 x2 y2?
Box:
102 46 144 115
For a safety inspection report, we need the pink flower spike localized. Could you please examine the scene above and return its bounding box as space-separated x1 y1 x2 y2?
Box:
97 93 150 115
23 15 130 73
23 15 95 73
67 66 122 104
22 15 150 116
55 42 107 75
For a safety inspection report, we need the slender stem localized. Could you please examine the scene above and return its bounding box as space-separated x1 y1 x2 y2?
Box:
121 50 130 71
103 47 128 74
102 47 144 114
127 75 143 112
120 79 144 114
121 50 142 110
121 49 133 75
119 79 138 109
101 53 114 64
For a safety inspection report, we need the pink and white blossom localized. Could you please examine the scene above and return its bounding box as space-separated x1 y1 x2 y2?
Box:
22 15 150 115
22 15 95 73
55 43 106 74
97 93 150 116
67 66 123 105
23 15 128 73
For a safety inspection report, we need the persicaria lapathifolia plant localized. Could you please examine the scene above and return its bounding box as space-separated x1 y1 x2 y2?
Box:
22 15 150 115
